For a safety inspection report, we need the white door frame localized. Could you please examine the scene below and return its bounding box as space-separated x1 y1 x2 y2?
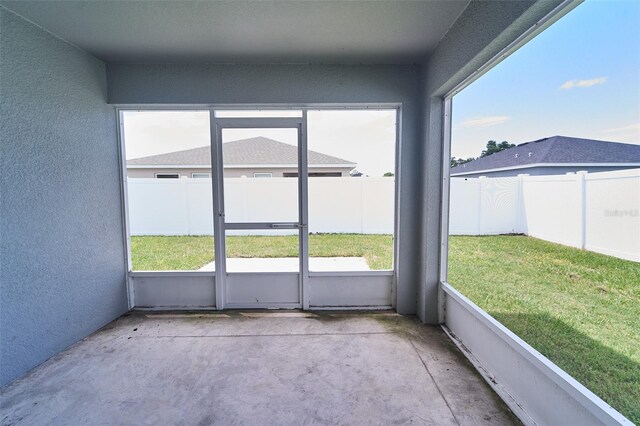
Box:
211 115 309 309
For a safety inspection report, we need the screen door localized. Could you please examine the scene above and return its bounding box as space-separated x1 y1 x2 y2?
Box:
212 117 308 308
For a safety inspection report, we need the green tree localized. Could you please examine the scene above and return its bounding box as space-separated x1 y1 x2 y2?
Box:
383 172 394 177
450 157 475 167
480 140 515 157
451 140 514 168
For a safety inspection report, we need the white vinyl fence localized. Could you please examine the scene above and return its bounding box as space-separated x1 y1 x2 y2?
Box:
127 177 395 236
449 169 640 262
127 169 639 261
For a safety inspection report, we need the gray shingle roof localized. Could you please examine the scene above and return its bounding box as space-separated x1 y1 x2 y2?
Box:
451 136 640 175
127 136 356 167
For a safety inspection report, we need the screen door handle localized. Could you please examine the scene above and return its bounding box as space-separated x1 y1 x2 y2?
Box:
270 223 297 229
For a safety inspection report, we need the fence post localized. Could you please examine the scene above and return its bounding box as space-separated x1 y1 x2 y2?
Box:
181 177 192 236
516 174 528 234
478 176 486 235
241 176 249 223
576 171 587 249
360 177 365 234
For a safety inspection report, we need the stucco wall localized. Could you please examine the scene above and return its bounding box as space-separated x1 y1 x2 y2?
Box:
0 8 128 386
108 63 422 315
418 0 568 323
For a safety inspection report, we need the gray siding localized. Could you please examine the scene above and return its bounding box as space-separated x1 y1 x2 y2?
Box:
127 167 352 178
0 8 128 386
451 165 638 178
223 167 351 178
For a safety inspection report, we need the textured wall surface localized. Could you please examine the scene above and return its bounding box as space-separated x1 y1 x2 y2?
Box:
108 63 423 315
0 8 128 386
417 0 567 323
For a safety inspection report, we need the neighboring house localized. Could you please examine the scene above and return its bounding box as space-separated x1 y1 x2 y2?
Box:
451 136 640 178
127 136 357 178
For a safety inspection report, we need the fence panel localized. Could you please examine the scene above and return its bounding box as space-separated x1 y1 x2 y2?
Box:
128 177 395 236
184 180 215 235
128 170 639 261
584 170 640 261
479 177 522 234
449 177 521 235
308 178 363 233
224 177 299 224
448 169 639 261
361 178 395 234
521 174 582 248
449 178 482 235
128 179 209 235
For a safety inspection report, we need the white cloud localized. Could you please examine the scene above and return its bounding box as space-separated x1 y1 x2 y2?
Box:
460 115 511 127
602 122 640 144
559 77 607 90
603 123 640 133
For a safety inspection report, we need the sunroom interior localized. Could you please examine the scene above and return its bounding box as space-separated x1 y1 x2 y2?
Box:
0 1 630 424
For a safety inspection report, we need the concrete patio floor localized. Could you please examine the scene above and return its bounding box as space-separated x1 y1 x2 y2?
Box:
0 311 518 425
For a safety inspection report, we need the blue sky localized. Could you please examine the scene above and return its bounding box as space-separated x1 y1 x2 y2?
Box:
451 0 640 159
124 110 396 176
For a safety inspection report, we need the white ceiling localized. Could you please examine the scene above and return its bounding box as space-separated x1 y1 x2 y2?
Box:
1 0 469 64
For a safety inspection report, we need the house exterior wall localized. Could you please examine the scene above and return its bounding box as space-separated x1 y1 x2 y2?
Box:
225 166 352 177
450 165 637 178
0 8 128 386
108 63 422 316
127 166 353 178
127 168 210 178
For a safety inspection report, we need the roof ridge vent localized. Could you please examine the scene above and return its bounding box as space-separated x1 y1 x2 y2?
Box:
519 137 550 147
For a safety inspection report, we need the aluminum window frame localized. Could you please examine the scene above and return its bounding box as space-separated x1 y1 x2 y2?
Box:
154 172 181 179
305 107 400 274
433 1 630 424
438 0 581 318
253 172 273 178
116 104 401 310
192 172 211 178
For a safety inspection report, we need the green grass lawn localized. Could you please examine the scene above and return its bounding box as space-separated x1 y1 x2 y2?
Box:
448 235 640 423
130 233 639 421
130 234 393 271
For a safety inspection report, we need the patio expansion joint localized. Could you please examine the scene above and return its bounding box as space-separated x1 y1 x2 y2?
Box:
407 336 462 426
125 331 395 339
